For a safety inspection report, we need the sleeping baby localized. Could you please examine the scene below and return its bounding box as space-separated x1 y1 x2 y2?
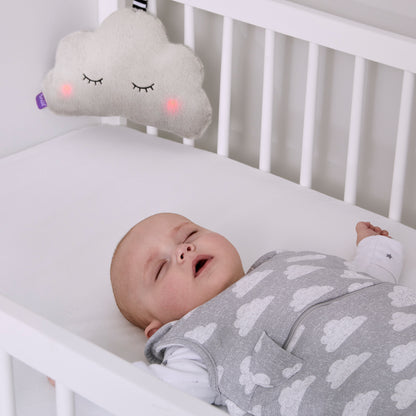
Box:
110 213 416 416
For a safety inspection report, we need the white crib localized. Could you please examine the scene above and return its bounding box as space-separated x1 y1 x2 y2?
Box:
0 0 415 415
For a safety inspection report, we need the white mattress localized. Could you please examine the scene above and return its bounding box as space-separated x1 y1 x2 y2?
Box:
1 125 415 414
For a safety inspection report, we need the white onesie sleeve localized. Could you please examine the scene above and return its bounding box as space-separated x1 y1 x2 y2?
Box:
349 235 403 283
133 346 220 404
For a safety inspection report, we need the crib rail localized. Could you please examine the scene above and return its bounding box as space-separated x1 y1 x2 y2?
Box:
168 0 416 73
153 0 416 225
0 294 223 416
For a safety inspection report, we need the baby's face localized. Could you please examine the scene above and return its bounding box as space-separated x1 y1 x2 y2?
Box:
116 213 244 335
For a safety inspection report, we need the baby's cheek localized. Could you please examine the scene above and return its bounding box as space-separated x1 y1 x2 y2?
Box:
159 287 189 319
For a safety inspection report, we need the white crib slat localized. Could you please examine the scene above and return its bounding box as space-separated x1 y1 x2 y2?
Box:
56 382 75 416
102 116 126 126
344 56 367 204
0 350 16 416
98 0 118 24
300 42 320 188
183 138 195 146
259 29 275 172
145 2 158 134
146 126 158 136
184 5 195 51
183 5 196 147
389 71 415 222
98 1 123 126
148 0 157 15
217 16 234 157
98 0 122 127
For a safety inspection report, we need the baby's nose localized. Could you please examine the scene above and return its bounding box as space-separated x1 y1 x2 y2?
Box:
177 243 195 262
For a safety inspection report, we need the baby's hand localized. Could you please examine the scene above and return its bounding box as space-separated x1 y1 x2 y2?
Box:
356 221 390 245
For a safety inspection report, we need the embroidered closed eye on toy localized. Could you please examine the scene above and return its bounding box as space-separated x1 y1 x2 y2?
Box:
37 8 212 139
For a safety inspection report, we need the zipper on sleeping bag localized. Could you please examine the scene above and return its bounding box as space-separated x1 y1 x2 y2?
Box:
282 284 377 350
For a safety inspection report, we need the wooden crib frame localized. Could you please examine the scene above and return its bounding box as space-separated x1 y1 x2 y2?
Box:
1 0 415 415
147 0 416 222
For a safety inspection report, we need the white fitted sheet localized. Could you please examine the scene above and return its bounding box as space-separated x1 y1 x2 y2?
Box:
1 125 415 414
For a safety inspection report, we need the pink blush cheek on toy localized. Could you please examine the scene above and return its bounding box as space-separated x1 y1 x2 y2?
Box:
165 98 180 115
61 84 73 97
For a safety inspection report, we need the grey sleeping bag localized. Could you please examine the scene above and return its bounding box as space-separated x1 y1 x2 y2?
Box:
146 251 416 415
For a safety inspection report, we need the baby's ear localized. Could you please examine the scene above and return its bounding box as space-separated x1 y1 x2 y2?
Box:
144 320 162 338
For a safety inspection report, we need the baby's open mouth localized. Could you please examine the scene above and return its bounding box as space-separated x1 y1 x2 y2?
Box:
193 256 213 278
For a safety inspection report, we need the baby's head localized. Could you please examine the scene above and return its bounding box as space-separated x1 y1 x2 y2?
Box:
110 213 244 338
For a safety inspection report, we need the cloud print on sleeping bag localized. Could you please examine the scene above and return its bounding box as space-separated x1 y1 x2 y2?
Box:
42 9 212 139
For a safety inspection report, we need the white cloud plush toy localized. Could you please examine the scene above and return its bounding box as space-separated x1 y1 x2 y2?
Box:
39 9 212 139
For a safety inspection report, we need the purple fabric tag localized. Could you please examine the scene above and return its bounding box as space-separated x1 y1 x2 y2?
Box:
36 92 47 109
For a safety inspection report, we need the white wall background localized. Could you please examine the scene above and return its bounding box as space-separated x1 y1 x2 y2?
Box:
1 0 415 227
0 0 99 158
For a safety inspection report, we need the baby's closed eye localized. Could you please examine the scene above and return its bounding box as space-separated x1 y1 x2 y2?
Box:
155 260 167 281
185 230 198 242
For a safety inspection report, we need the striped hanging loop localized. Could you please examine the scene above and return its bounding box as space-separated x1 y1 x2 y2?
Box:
132 0 148 11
